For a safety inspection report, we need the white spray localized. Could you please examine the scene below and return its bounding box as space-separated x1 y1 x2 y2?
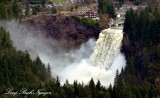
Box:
59 28 126 87
0 21 126 88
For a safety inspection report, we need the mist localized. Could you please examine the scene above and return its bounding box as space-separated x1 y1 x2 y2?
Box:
0 20 126 88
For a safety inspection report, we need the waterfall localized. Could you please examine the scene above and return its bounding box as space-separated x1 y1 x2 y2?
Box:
90 28 123 70
1 21 126 87
58 28 126 87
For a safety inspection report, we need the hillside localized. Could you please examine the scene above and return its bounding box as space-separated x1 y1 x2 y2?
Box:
0 27 52 97
25 15 100 49
113 8 160 98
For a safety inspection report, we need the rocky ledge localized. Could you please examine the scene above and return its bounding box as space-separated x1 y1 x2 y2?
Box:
25 15 100 49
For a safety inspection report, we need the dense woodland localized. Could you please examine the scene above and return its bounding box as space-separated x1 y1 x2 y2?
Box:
121 8 160 97
0 27 53 97
0 0 160 98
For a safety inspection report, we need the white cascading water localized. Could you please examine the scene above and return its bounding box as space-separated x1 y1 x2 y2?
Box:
0 21 126 88
90 28 123 69
59 28 126 87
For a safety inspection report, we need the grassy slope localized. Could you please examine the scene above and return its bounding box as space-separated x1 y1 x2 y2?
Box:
52 0 67 3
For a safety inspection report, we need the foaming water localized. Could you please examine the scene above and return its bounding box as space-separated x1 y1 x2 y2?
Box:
59 53 126 87
90 29 123 69
0 21 126 88
59 29 126 87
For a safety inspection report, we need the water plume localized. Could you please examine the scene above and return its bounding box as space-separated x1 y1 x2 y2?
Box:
0 21 126 87
60 28 126 87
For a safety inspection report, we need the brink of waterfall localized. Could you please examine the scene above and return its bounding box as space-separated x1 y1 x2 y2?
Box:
90 28 123 70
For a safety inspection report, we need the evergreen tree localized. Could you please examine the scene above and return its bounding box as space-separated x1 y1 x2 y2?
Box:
7 4 13 19
107 3 116 18
52 6 57 14
12 0 20 18
97 0 115 18
32 6 38 15
89 78 96 98
55 76 60 87
47 63 52 79
73 80 79 97
25 2 29 17
0 2 8 19
123 8 135 35
96 80 101 90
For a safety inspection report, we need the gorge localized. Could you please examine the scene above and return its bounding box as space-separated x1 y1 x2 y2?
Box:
0 20 126 87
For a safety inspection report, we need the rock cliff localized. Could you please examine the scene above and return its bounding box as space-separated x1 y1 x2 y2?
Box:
26 15 100 49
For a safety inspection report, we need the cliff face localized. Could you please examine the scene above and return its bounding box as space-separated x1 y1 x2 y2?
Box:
26 15 100 49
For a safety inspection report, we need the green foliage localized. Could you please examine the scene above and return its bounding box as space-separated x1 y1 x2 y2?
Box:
12 0 21 18
32 5 41 15
81 18 99 28
0 27 51 96
0 0 11 4
84 0 92 5
120 7 160 98
0 0 22 20
51 0 66 2
32 6 38 15
0 5 159 98
123 8 160 46
75 4 78 9
52 6 57 14
7 4 13 19
97 0 116 18
47 64 52 79
41 0 46 8
71 16 99 29
25 2 30 16
0 3 8 20
123 9 136 35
